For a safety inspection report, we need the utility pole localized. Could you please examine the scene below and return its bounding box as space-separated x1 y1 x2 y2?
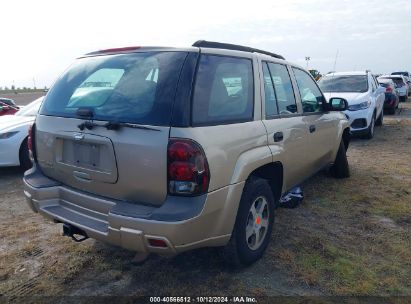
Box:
305 56 310 69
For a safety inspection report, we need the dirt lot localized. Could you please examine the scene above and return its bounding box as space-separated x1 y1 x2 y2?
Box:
1 103 410 299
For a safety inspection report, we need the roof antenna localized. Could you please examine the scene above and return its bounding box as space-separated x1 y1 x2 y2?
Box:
333 49 339 72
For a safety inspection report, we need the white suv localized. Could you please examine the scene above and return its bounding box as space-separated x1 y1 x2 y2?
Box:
318 71 385 139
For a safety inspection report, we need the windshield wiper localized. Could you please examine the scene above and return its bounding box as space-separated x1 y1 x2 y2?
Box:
77 121 160 132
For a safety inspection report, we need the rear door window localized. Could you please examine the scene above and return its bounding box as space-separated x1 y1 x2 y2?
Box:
262 63 278 117
266 62 298 115
192 55 254 125
40 52 188 126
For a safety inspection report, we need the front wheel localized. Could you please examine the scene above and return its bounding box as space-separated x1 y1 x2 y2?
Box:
376 109 383 126
19 138 32 171
330 140 350 178
222 177 275 266
364 115 375 139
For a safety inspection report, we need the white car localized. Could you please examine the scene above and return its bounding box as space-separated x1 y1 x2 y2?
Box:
318 71 385 139
0 97 43 169
378 75 409 102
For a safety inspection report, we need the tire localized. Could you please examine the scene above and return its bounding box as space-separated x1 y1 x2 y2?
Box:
364 115 375 139
222 176 275 267
375 109 383 126
330 140 350 178
19 138 32 171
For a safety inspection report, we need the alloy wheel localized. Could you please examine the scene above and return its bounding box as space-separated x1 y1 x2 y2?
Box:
245 196 269 250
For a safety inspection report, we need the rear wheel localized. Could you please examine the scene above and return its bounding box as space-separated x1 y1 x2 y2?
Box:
19 138 32 171
222 177 275 266
330 140 350 178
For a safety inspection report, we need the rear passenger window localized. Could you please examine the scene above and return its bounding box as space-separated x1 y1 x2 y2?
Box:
262 63 278 117
266 63 297 114
192 55 254 125
292 68 325 113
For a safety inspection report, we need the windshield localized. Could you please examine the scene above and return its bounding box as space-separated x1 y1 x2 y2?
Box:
16 98 43 116
318 75 368 93
39 51 188 126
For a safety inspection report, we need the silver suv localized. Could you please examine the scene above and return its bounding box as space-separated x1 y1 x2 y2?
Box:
24 41 351 265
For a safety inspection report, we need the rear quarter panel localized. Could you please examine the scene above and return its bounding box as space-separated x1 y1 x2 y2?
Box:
170 121 270 191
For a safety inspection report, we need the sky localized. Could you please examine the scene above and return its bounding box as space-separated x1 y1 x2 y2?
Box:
1 0 410 88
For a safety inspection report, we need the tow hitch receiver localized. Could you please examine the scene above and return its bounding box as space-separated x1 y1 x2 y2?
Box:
63 223 89 242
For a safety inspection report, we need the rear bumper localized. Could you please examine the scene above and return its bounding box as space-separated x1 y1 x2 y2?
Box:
24 166 244 255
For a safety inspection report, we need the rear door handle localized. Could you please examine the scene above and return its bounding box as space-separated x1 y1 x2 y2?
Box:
273 132 284 142
309 125 316 133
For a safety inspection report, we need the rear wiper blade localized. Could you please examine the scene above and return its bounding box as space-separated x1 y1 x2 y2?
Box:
77 121 160 132
105 121 160 131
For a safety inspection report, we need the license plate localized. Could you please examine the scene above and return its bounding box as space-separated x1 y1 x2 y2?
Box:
73 142 100 168
62 140 101 169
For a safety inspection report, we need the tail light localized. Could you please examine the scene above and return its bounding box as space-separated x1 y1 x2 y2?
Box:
167 138 210 196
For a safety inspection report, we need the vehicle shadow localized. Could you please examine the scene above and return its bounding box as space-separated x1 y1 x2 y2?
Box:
65 240 237 295
0 166 25 180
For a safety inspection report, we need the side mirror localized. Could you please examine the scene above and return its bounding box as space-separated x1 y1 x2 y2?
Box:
327 97 348 111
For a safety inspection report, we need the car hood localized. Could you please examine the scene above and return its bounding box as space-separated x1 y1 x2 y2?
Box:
324 92 369 105
0 115 35 132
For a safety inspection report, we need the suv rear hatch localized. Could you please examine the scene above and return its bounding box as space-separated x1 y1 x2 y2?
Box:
36 50 189 206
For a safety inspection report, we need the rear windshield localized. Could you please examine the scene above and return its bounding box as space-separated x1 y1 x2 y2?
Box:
318 75 368 93
392 72 408 77
40 51 188 126
380 77 404 86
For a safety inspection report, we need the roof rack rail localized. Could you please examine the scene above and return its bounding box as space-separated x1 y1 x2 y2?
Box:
192 40 285 60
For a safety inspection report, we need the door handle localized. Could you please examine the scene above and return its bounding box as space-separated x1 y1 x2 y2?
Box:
273 132 284 142
73 171 91 182
309 125 316 133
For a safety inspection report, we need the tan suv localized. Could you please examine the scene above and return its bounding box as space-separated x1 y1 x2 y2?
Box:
24 41 351 265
